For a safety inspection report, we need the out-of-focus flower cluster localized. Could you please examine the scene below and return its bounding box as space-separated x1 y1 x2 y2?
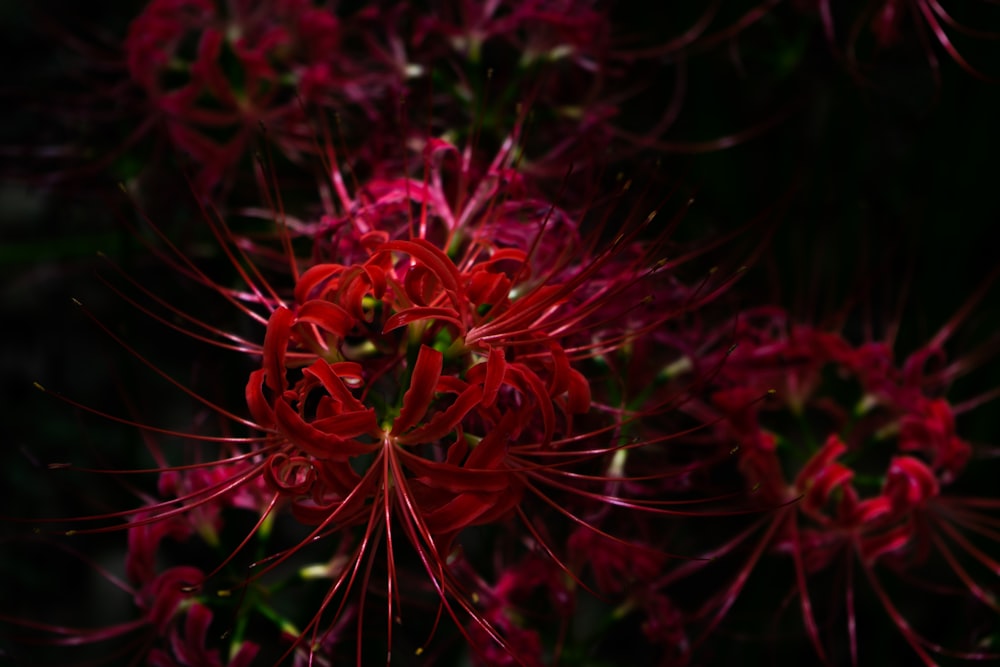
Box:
3 1 999 666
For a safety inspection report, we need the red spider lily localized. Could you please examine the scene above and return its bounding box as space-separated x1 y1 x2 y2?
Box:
224 142 731 661
123 0 401 195
660 302 1000 665
1 529 258 667
15 132 745 665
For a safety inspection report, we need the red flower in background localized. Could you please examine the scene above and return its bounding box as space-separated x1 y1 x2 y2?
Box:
662 300 1000 665
124 0 400 195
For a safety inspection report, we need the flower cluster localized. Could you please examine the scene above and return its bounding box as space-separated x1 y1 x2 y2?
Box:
4 1 999 666
656 301 1000 664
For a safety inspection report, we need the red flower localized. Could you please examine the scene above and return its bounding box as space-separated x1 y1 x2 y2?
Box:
665 303 1000 664
124 0 400 194
28 135 724 664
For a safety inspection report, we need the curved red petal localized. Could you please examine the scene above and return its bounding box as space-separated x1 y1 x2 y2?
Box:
396 385 484 445
294 299 355 339
392 345 443 435
274 399 376 460
382 306 464 334
262 306 294 393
